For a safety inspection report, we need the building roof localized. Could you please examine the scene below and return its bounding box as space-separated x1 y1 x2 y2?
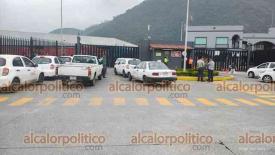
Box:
188 25 244 32
244 33 275 39
0 30 138 47
150 43 192 50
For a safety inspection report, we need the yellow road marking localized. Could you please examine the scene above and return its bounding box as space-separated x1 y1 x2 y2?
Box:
254 99 275 106
113 97 126 106
177 98 195 106
216 98 239 106
89 97 103 106
9 98 33 107
0 97 8 102
64 98 80 106
156 97 173 106
39 97 56 106
197 98 216 106
235 99 258 106
255 92 272 95
257 95 275 98
135 98 149 106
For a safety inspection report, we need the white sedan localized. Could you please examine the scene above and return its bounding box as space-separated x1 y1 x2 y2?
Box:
128 61 177 83
32 56 60 78
0 55 44 91
259 69 275 83
247 62 275 78
114 58 141 77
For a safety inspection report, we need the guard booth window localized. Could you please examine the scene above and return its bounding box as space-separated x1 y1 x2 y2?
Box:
195 37 207 48
216 37 229 48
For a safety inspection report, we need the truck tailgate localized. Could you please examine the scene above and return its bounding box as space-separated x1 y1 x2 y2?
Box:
58 64 92 77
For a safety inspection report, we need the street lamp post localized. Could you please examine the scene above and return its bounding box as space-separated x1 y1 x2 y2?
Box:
60 0 64 55
183 0 190 71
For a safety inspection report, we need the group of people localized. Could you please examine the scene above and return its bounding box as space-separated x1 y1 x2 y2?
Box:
197 56 215 82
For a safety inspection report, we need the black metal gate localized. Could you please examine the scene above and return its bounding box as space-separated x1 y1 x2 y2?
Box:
1 35 139 67
189 49 248 71
251 49 275 66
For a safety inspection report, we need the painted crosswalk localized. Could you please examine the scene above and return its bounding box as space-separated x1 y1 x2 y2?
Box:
0 96 275 108
213 81 275 103
9 97 33 107
39 97 56 106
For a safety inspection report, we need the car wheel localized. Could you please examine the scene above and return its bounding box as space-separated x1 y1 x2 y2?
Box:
248 72 255 78
98 74 102 80
10 78 20 92
128 73 132 81
263 75 272 83
37 73 44 84
122 70 127 78
114 68 118 75
143 76 149 84
87 74 96 86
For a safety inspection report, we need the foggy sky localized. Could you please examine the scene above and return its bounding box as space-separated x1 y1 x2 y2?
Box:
0 0 144 33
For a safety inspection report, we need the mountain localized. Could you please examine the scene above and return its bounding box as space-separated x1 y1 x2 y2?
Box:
53 0 275 43
50 28 83 35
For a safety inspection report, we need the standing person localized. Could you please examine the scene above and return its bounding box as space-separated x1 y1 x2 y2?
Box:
163 56 169 65
101 55 107 78
197 56 205 82
208 58 215 82
230 63 236 75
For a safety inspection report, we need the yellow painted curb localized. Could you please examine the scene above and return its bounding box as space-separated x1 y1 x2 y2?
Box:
177 76 234 81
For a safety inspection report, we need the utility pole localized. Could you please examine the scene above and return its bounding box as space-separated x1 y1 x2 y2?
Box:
180 21 184 42
60 0 64 55
147 24 151 40
183 0 190 71
272 10 274 27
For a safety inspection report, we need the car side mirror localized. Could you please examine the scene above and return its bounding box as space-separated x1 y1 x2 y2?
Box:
34 64 38 67
134 66 138 69
273 69 275 71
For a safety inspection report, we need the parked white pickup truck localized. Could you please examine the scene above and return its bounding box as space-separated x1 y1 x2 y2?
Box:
58 55 103 86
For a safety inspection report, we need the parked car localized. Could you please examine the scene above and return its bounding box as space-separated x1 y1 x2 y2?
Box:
114 58 141 77
58 55 103 86
247 62 275 78
58 56 72 64
128 61 177 84
259 69 275 83
32 56 60 79
0 55 44 91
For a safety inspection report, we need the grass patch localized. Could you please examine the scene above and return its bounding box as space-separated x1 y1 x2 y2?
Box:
176 69 219 77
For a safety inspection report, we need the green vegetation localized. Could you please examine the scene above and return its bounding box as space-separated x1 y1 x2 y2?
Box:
176 69 219 77
51 0 275 44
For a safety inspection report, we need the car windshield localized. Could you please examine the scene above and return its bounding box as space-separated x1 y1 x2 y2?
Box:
129 59 141 65
72 56 96 64
149 62 169 70
0 57 6 66
32 57 52 64
59 57 71 64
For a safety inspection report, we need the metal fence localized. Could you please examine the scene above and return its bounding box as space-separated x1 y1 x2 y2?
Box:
189 49 249 71
0 35 139 67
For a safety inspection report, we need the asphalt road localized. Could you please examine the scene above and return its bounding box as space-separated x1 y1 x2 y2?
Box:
0 69 275 155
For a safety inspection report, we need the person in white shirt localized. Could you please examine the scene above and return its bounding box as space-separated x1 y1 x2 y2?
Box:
207 58 215 82
197 56 205 82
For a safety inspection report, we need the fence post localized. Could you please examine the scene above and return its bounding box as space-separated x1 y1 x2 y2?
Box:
56 41 58 56
0 36 2 54
30 37 34 58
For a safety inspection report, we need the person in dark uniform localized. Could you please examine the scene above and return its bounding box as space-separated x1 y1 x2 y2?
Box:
101 56 107 78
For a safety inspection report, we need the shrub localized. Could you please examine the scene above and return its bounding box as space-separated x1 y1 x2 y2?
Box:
176 69 219 77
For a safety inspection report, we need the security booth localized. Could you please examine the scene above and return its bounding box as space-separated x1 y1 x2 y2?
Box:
149 42 192 69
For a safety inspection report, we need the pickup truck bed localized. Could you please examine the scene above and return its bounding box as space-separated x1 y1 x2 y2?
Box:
58 55 103 86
